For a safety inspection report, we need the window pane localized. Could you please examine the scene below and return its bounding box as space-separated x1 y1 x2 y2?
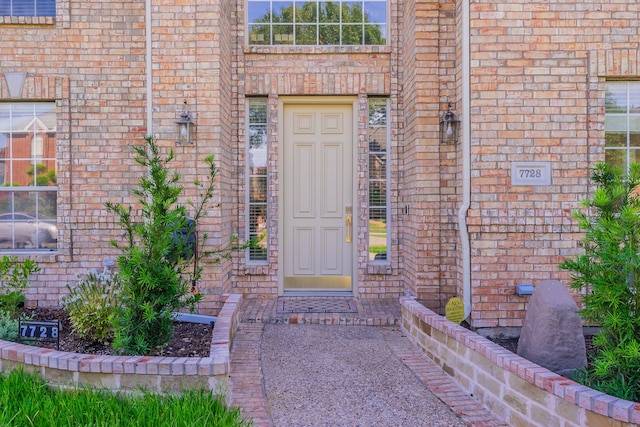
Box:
249 177 267 202
605 132 626 148
273 1 294 22
364 23 386 44
369 208 386 261
248 0 386 45
342 24 363 44
248 1 270 22
369 180 386 206
363 1 385 23
36 0 55 16
248 99 269 262
319 24 340 44
630 83 640 113
368 100 387 125
342 2 363 21
0 191 57 250
295 1 317 23
606 83 627 113
273 25 294 44
0 103 57 252
296 24 317 44
368 128 386 150
249 25 270 44
368 98 389 263
605 149 626 171
12 1 35 16
319 1 340 23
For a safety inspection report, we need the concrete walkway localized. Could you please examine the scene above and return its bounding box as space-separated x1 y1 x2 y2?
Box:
228 298 508 427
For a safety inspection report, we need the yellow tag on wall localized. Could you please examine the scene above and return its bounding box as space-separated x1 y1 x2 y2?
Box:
445 296 465 324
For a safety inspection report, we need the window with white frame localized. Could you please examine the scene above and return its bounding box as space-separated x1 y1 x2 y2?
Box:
368 98 388 261
0 0 55 16
605 82 640 171
247 0 387 45
247 99 268 262
0 103 57 251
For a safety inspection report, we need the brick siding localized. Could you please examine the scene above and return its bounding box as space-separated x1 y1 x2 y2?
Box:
1 0 639 326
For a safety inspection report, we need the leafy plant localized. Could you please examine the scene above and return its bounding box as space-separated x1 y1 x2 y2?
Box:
559 162 640 401
0 256 40 318
0 311 19 341
60 269 119 342
106 137 248 355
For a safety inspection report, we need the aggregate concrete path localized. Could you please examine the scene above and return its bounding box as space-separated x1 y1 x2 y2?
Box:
261 324 468 427
228 298 509 427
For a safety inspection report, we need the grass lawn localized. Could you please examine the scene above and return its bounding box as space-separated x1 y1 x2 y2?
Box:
0 370 250 427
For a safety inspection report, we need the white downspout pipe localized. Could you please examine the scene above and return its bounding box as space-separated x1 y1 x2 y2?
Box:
459 0 472 320
145 0 153 137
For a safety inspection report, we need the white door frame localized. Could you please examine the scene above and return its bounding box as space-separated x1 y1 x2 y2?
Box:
277 96 359 296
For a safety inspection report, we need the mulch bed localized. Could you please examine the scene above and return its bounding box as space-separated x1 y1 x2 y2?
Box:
18 308 212 357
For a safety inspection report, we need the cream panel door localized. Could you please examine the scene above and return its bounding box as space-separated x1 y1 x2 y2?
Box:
283 104 353 291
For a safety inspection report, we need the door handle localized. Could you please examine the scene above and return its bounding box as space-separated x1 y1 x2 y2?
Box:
345 215 352 243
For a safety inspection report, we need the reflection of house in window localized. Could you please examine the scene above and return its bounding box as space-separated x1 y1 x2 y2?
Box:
0 114 56 187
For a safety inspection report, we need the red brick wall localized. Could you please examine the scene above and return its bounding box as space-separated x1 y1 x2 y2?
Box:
1 0 639 324
465 0 640 327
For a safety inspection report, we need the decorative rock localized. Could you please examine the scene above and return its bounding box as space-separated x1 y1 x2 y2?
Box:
517 280 587 377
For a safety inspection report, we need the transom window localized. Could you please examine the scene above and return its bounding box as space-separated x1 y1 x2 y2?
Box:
605 82 640 171
0 103 57 251
247 0 387 45
0 0 55 17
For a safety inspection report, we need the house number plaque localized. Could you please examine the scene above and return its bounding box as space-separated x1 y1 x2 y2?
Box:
511 162 552 186
18 320 60 350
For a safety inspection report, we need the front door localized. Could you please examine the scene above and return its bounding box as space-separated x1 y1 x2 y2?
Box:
283 102 354 293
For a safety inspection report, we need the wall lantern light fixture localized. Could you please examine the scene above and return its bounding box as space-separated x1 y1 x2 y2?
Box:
440 102 460 144
176 100 194 145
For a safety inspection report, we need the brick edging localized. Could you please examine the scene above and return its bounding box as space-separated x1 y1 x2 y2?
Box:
0 293 244 394
400 297 640 426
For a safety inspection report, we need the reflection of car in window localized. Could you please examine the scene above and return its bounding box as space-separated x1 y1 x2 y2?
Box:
0 213 57 249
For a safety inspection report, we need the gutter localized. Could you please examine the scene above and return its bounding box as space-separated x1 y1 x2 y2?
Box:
145 0 153 137
459 0 472 321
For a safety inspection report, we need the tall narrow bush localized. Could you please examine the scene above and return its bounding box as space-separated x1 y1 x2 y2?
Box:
559 162 640 401
106 137 243 355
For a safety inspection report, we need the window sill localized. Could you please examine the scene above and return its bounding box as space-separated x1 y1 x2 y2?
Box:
244 263 270 275
0 251 58 262
367 262 393 275
0 16 55 25
243 45 392 55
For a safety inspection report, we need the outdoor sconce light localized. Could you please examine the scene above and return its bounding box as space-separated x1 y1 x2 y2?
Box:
440 102 460 144
176 100 194 145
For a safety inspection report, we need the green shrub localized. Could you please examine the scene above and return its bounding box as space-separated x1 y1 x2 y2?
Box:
60 269 119 342
0 256 40 318
559 162 640 401
106 137 249 355
0 311 19 341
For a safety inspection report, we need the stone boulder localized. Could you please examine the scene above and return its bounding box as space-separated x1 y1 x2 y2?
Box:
517 280 587 377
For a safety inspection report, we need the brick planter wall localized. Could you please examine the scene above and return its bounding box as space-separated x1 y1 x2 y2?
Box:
0 294 243 396
401 297 640 426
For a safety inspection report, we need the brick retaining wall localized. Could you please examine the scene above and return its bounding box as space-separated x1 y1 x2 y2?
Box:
401 297 640 426
0 294 243 396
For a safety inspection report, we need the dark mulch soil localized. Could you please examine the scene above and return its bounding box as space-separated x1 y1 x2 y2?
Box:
19 308 213 357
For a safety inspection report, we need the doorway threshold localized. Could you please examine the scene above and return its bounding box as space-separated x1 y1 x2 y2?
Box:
282 291 354 297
